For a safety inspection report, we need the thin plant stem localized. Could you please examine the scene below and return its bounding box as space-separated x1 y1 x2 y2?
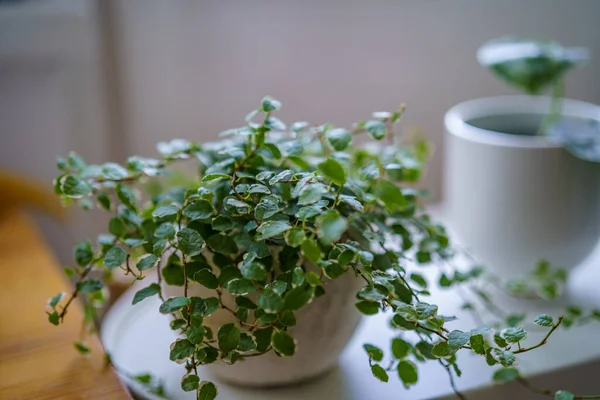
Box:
440 361 468 400
513 317 563 354
539 78 564 136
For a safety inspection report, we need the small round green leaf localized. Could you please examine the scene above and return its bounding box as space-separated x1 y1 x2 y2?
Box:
271 329 296 357
74 341 91 355
152 204 179 219
392 338 411 360
298 183 327 205
392 301 418 322
183 200 215 220
305 271 321 286
226 278 256 295
136 254 158 271
240 262 267 281
116 184 136 210
397 360 418 388
60 175 92 198
181 374 200 392
371 364 389 382
375 180 407 212
201 173 231 182
358 286 387 302
206 234 238 255
48 292 64 308
301 239 322 263
76 279 104 294
493 367 520 383
432 341 459 358
415 302 438 320
283 286 315 311
291 267 305 288
491 348 516 367
159 297 191 314
74 241 93 266
448 330 471 348
364 120 386 140
326 128 352 151
315 210 347 244
356 300 380 315
494 332 508 348
261 96 282 112
231 332 254 353
194 269 219 289
363 344 384 362
109 217 127 238
269 170 293 185
236 296 257 310
554 390 575 400
162 262 184 286
198 381 218 400
258 289 284 314
256 221 292 240
253 327 274 353
212 215 234 231
285 228 307 247
317 158 346 185
169 339 195 361
501 327 527 343
470 334 486 355
176 228 205 256
255 200 279 220
104 246 127 270
410 273 428 289
534 314 554 327
123 237 146 247
132 283 161 305
48 311 60 326
186 326 206 345
218 323 240 353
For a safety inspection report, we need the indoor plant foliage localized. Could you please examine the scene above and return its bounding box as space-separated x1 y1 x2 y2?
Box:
478 36 600 161
47 97 599 400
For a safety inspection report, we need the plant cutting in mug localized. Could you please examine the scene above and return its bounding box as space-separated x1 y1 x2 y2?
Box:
478 36 600 162
46 95 599 400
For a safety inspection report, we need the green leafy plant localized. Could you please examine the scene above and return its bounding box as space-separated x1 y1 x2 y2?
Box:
478 36 600 162
47 97 599 400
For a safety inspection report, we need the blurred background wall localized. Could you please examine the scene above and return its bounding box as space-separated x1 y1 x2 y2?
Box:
1 0 600 262
111 0 600 192
0 0 109 263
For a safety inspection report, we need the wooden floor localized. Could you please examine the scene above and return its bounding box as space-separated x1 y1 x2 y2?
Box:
0 209 130 400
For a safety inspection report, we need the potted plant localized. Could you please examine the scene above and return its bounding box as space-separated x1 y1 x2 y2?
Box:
47 97 599 399
444 37 600 279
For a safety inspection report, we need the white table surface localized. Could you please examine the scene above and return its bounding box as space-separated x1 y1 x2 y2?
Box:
102 236 600 400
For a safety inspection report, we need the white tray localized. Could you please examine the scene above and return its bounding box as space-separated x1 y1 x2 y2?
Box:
101 246 600 400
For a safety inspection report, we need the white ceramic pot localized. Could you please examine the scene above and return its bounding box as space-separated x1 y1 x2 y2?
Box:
162 254 363 388
444 95 600 277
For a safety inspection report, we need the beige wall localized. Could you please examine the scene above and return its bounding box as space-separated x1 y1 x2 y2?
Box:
0 0 110 263
114 0 600 197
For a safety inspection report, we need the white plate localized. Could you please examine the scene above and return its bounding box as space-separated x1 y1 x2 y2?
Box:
101 246 600 400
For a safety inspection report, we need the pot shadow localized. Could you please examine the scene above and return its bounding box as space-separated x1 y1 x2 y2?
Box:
215 364 352 400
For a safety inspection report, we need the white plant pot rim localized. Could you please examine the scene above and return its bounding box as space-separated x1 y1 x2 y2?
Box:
445 95 600 149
